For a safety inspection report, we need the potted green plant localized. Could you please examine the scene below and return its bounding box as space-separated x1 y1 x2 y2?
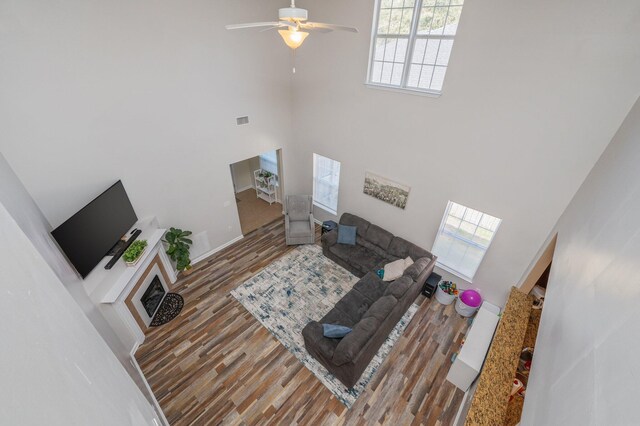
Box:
122 240 148 267
163 228 194 275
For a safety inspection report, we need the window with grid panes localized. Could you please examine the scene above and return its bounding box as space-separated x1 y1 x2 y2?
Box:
367 0 464 94
432 201 501 281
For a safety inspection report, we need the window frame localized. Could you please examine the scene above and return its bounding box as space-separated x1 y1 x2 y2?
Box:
366 0 461 96
432 201 501 282
312 153 341 216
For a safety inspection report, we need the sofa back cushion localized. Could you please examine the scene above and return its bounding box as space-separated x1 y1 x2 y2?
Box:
365 224 394 250
384 276 413 299
388 236 432 260
332 317 379 366
340 213 370 238
287 195 311 221
404 257 432 281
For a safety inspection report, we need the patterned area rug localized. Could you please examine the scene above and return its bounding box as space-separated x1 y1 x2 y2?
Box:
231 244 418 408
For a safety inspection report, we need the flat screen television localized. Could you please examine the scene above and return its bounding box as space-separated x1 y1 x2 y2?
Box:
52 180 138 278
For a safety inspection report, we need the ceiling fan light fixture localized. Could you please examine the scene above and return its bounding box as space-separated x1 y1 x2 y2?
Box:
278 28 308 49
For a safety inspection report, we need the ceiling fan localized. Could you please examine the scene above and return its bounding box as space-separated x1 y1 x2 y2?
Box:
225 0 358 50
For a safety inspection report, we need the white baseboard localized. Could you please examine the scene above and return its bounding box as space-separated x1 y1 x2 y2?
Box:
129 343 170 426
191 235 244 265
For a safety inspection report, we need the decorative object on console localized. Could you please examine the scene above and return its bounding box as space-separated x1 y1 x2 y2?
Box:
122 239 148 266
363 171 410 209
150 293 184 327
284 195 315 245
163 228 194 275
231 244 416 407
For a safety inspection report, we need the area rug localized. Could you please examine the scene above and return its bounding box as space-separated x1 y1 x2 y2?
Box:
231 244 418 407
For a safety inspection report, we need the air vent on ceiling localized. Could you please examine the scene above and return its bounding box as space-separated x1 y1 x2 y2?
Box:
236 116 249 125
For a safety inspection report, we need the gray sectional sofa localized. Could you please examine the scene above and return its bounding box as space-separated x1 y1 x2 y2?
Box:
302 213 436 388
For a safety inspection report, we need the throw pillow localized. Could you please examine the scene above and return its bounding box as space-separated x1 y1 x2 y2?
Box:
322 323 352 338
337 224 357 245
383 258 406 282
404 256 414 270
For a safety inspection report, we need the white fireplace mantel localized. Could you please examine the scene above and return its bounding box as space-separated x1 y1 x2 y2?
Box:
82 216 178 352
83 216 177 304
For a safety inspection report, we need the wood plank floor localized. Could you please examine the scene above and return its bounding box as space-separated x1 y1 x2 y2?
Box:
136 219 470 425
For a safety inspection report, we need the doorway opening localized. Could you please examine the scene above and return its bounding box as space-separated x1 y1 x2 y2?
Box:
230 149 284 235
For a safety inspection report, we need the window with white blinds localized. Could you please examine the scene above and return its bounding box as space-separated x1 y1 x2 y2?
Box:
432 201 501 281
312 154 341 215
367 0 464 94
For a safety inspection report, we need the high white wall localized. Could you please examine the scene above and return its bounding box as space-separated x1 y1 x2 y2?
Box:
0 202 159 425
285 0 640 304
0 0 292 261
0 153 159 406
521 96 640 424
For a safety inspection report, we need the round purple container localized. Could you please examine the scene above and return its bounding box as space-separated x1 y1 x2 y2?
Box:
459 289 482 308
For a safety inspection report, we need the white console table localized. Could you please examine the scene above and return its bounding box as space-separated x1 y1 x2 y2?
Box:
446 301 501 392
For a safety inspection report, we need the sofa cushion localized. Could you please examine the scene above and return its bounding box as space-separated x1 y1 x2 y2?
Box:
329 244 386 274
337 225 357 245
332 317 379 366
333 289 373 324
322 324 352 338
383 259 406 282
388 236 431 260
352 272 387 302
340 213 370 238
404 257 432 281
321 307 357 328
288 220 312 237
384 276 413 299
357 237 397 261
365 224 394 251
287 196 311 221
404 256 414 269
362 295 397 323
303 321 339 359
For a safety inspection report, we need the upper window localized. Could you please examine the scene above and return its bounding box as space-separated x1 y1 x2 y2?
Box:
367 0 464 94
432 201 501 281
313 154 341 215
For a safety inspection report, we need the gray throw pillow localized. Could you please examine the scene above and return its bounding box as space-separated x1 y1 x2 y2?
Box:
337 225 357 245
322 323 352 338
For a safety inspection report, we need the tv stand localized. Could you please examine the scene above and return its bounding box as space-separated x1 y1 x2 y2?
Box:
105 229 142 270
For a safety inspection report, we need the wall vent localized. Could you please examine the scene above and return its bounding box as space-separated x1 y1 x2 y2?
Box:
236 116 249 125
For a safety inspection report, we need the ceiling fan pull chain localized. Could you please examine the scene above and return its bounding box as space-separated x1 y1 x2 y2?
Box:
292 48 296 74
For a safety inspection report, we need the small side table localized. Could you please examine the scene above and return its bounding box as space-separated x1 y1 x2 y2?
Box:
321 220 338 235
423 271 441 298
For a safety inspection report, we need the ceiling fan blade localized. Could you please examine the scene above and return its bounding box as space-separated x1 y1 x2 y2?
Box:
298 23 332 33
225 21 295 30
304 22 359 33
259 21 300 32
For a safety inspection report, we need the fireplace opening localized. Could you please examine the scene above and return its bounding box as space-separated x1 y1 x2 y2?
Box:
140 276 166 317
